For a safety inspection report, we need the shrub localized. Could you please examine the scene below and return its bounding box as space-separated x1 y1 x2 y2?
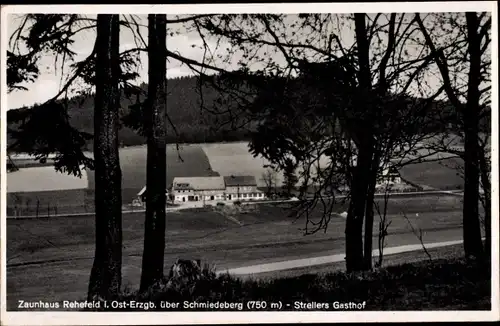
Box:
101 257 490 311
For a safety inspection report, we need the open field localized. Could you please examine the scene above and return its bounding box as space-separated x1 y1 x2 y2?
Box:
6 194 468 309
202 142 290 187
7 141 465 214
87 144 217 203
400 157 464 190
7 144 216 212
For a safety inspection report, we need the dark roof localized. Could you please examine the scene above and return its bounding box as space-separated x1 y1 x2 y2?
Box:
173 176 226 190
224 175 257 187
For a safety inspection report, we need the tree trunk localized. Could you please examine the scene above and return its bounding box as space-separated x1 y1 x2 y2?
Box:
345 13 374 273
345 146 370 272
462 12 484 259
363 153 380 270
478 145 491 259
88 14 123 301
140 14 168 292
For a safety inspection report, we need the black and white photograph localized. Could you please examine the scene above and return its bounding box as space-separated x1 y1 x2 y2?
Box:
1 2 498 325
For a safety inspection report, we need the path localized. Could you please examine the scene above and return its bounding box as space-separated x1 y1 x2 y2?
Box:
219 239 467 276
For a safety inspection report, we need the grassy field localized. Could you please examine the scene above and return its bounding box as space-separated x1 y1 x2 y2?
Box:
400 157 464 190
6 194 468 309
89 144 216 203
6 141 465 214
7 194 464 262
6 196 462 299
202 142 289 187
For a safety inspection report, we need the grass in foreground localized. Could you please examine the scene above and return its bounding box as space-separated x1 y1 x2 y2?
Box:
248 241 469 280
110 255 490 311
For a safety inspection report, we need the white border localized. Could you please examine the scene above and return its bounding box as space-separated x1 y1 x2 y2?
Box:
0 2 496 14
490 0 500 320
1 2 499 325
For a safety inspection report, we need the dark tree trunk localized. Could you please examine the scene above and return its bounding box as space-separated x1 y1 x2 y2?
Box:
363 153 380 270
345 146 370 272
345 13 374 273
462 12 484 259
140 14 168 292
478 145 491 259
87 14 123 300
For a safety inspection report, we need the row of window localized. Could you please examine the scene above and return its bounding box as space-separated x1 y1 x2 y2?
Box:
174 192 265 201
174 189 258 194
173 186 254 193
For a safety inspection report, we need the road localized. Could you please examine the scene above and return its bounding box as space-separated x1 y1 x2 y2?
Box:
6 194 467 310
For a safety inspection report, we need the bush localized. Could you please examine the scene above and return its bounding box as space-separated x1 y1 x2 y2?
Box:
216 202 225 207
234 200 242 206
98 257 490 311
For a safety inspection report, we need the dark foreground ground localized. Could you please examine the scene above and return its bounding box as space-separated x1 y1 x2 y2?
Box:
6 194 477 310
116 254 490 311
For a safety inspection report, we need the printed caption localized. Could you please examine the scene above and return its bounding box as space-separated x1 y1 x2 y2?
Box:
18 299 367 311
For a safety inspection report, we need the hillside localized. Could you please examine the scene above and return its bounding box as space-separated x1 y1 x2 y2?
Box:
7 75 490 151
7 75 252 151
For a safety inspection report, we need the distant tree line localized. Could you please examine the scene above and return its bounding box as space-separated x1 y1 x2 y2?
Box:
7 74 489 152
7 76 252 151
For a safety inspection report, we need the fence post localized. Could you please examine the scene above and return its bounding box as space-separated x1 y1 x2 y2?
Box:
47 203 50 218
36 200 40 219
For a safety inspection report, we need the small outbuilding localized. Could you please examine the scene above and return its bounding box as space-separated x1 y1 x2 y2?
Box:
135 186 170 206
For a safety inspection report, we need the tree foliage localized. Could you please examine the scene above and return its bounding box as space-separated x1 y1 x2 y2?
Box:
194 13 475 271
7 14 143 175
415 12 491 259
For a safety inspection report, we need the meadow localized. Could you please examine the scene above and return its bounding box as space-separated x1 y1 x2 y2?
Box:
6 141 465 215
6 194 466 308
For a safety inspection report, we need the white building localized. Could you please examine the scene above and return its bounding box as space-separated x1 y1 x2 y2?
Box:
171 176 226 203
223 175 265 201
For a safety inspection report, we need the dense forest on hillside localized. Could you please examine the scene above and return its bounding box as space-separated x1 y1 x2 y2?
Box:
7 74 490 151
8 75 252 150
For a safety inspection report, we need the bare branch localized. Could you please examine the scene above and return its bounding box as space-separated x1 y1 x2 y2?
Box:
415 13 463 110
166 14 215 24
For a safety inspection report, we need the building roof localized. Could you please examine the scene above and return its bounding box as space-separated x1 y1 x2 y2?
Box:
173 176 226 191
7 166 89 193
224 175 258 187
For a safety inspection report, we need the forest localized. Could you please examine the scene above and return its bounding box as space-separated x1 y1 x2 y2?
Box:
8 75 251 150
7 74 489 151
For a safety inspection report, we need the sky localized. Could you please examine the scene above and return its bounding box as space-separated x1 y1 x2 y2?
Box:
2 3 495 110
5 14 220 109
